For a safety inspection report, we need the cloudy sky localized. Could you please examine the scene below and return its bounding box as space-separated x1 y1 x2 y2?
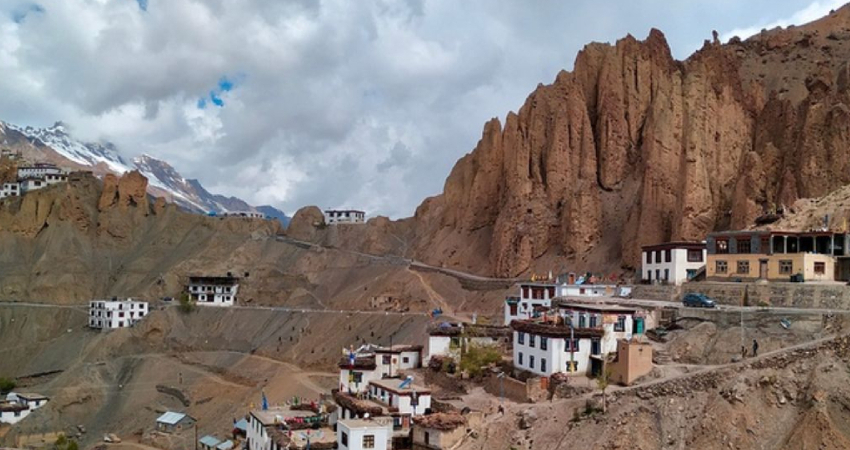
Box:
0 0 843 217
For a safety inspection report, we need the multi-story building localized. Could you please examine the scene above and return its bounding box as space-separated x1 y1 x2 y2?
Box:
706 230 850 282
641 241 707 285
338 344 423 394
187 275 240 306
503 282 558 325
88 299 149 329
324 210 366 224
511 301 640 377
17 163 64 179
337 419 390 450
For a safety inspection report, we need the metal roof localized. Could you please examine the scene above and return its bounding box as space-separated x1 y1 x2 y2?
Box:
217 440 235 450
157 411 190 425
199 436 221 447
233 419 247 431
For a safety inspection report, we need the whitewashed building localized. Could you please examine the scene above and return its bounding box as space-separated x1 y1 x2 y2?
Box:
88 299 149 329
367 378 431 417
0 182 19 198
187 275 240 307
559 284 618 298
338 344 423 393
641 242 707 285
0 393 48 425
504 282 558 325
511 302 639 377
17 163 64 179
324 210 366 225
337 419 390 450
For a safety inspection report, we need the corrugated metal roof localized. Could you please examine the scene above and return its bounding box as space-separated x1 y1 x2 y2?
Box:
199 436 221 447
217 440 234 450
233 419 247 431
157 411 188 425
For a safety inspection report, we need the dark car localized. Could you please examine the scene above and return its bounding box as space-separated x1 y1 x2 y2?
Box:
682 293 716 308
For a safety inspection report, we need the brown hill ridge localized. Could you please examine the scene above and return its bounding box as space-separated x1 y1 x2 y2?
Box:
404 5 850 277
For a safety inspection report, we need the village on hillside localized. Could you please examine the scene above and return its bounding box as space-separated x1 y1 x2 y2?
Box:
4 164 850 450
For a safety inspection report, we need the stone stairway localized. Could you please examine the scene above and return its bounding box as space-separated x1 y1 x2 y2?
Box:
653 349 673 365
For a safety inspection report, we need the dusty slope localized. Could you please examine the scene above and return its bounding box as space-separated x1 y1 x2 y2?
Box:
393 5 850 277
461 335 850 450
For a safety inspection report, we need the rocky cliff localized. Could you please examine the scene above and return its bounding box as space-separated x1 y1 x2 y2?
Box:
408 6 850 277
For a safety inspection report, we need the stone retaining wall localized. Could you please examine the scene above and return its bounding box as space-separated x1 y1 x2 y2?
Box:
681 282 850 309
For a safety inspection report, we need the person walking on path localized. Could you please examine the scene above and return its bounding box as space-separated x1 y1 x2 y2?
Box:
752 339 759 357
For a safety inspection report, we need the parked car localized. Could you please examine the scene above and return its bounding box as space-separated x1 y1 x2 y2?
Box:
682 293 716 308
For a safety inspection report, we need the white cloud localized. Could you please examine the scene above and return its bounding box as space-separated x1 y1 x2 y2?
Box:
723 0 846 41
0 0 832 217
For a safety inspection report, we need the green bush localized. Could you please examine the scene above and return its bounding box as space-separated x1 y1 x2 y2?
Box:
459 343 501 377
0 377 15 394
177 292 196 314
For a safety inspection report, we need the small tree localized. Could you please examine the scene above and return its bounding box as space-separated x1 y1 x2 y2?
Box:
596 366 612 414
52 435 79 450
0 377 16 394
177 292 196 314
459 343 502 377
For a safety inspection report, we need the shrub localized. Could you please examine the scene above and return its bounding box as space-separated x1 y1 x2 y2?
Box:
0 377 15 394
459 343 501 378
177 292 196 314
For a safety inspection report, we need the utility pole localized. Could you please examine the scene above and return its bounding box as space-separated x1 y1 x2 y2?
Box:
569 316 575 373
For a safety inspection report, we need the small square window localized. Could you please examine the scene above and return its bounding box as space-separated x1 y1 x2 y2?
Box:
737 260 750 274
716 260 728 274
779 260 793 275
815 262 826 275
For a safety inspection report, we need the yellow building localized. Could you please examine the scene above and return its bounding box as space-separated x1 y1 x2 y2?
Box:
706 230 850 282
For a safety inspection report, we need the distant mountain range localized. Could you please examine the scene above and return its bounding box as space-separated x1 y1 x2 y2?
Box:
0 121 289 226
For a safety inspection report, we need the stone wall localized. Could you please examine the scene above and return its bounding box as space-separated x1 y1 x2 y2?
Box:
682 282 850 309
482 374 547 403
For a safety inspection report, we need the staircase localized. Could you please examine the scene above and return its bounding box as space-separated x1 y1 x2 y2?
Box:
652 349 673 365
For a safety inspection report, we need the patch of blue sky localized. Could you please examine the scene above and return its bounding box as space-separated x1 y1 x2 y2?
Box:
12 3 45 24
136 0 148 11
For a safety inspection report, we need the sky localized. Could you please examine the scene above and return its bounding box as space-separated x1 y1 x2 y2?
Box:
0 0 844 218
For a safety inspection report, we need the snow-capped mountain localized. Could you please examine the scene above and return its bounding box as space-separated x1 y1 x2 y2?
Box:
0 121 289 225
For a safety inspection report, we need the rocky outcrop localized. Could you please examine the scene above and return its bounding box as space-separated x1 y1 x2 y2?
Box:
98 171 149 212
410 6 850 277
286 206 325 242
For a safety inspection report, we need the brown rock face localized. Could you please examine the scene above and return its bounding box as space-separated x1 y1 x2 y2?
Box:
411 7 850 277
287 206 326 242
98 171 149 212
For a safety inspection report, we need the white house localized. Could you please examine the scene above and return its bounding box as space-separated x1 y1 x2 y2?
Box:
641 242 707 285
89 299 149 329
338 344 423 394
367 378 431 417
0 402 30 424
324 210 366 225
0 393 49 425
246 405 336 450
504 282 558 325
156 411 195 433
426 322 510 364
17 163 64 179
337 419 390 450
558 284 617 298
0 182 19 198
339 353 383 395
511 302 640 377
187 275 240 307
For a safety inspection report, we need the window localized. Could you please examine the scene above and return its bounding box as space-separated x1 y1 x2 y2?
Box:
578 314 586 328
737 239 752 254
363 435 375 448
646 271 652 281
529 355 535 369
540 337 548 350
341 432 348 446
665 249 672 263
645 251 652 264
716 260 728 274
382 355 391 364
591 338 601 355
518 352 523 366
351 372 363 383
402 357 410 364
565 338 579 352
540 358 547 372
589 315 598 328
424 432 430 445
815 262 826 275
716 240 729 254
450 337 460 348
761 236 771 254
654 251 660 264
737 260 750 274
614 316 626 332
517 332 525 345
529 335 536 348
655 270 660 281
664 269 670 281
779 260 793 275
